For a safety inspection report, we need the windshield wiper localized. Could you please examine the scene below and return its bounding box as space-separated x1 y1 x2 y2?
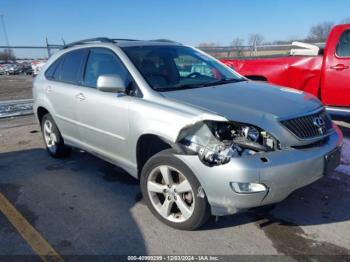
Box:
153 78 247 92
153 83 206 92
202 78 247 87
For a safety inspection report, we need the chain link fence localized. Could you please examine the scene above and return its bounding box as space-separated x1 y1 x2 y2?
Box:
198 43 325 59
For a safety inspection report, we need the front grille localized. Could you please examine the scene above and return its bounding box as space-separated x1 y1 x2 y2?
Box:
281 109 333 139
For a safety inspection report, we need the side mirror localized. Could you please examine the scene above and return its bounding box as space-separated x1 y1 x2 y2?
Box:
97 74 128 93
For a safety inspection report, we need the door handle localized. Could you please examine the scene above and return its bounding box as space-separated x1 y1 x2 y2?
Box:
75 93 86 101
46 86 52 94
330 64 349 71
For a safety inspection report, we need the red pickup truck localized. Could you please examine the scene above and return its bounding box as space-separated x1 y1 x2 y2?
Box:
221 24 350 117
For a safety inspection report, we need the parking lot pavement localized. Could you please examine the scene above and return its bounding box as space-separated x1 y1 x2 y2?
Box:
0 115 350 258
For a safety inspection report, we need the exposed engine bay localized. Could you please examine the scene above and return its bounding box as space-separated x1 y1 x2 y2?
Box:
178 121 280 166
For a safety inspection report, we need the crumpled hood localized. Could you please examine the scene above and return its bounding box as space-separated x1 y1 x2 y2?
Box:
162 81 322 124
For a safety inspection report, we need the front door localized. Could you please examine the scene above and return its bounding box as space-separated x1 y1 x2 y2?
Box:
75 47 131 166
323 27 350 107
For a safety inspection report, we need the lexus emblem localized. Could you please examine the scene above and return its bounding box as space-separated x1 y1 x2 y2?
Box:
313 117 326 134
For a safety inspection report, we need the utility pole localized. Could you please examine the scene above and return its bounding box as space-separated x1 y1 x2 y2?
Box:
0 14 10 46
45 37 51 57
0 13 13 61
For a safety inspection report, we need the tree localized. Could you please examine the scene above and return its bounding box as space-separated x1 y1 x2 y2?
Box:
248 34 264 46
0 49 15 61
307 21 334 42
248 34 264 56
230 37 245 57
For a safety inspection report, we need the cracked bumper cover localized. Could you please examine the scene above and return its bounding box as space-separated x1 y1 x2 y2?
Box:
175 127 342 216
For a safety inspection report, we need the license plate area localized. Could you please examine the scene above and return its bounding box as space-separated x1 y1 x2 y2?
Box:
324 147 341 174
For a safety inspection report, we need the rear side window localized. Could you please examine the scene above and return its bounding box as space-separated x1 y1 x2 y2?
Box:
336 29 350 57
45 58 62 80
83 48 128 88
60 49 86 83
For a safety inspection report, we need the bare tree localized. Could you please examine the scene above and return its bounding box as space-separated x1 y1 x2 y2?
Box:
307 21 334 42
230 37 245 57
248 34 264 46
248 34 264 56
0 49 15 62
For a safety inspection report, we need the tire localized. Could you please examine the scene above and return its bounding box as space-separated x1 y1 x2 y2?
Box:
41 113 71 158
141 149 210 230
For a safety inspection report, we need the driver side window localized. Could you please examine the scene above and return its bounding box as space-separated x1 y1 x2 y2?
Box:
83 48 128 88
336 29 350 58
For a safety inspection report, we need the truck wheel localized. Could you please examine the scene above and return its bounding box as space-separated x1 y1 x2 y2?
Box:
41 114 71 158
141 149 210 230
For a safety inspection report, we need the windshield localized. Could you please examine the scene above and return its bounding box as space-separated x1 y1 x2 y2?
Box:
122 45 245 91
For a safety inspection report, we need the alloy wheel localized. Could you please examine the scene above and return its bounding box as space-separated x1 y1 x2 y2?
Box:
147 165 195 223
43 119 58 154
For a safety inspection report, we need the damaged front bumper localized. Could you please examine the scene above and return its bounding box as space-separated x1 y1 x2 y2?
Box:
174 128 342 216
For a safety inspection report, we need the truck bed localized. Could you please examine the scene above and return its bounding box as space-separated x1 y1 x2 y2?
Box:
221 56 323 97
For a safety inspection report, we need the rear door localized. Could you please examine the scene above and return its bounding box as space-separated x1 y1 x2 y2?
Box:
45 49 87 144
75 47 131 165
322 27 350 107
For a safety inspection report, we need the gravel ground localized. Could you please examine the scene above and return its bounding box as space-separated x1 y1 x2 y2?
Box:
0 115 349 259
0 75 33 101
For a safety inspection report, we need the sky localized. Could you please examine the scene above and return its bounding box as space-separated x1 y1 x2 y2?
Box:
1 0 350 58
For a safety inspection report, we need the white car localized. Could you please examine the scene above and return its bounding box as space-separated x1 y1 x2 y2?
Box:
31 60 46 75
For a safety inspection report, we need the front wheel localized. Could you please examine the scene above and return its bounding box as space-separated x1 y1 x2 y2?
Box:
141 149 210 230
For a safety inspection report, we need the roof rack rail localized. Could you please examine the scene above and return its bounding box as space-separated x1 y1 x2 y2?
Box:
62 37 115 49
112 38 140 42
151 39 181 44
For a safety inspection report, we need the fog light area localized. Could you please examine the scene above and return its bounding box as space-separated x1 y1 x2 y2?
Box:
230 182 267 193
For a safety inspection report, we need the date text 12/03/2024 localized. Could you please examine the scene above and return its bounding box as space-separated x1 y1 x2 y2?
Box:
127 255 219 261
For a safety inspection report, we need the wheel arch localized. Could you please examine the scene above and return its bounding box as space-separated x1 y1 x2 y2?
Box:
136 134 175 177
37 106 50 124
245 75 268 82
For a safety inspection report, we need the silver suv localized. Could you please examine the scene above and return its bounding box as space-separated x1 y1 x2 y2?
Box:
33 38 342 230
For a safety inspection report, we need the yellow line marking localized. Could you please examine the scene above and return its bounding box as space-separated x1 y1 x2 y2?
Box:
0 192 64 262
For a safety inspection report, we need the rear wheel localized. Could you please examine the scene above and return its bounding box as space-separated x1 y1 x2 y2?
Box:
141 149 210 230
41 114 71 158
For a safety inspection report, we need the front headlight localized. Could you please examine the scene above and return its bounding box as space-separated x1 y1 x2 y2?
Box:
181 123 239 165
179 121 279 166
242 126 260 142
